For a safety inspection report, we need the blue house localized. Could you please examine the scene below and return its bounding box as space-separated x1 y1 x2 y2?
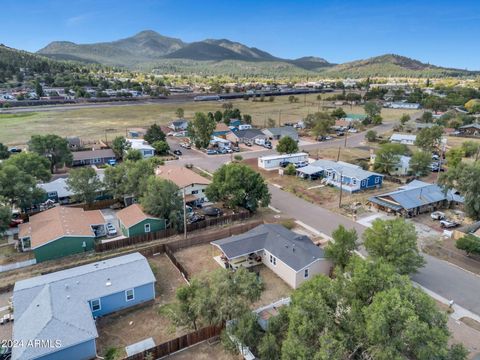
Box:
12 253 156 360
297 159 383 192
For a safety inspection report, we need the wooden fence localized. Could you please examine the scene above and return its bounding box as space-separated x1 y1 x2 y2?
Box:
165 245 190 281
124 324 224 360
95 211 253 253
67 198 118 211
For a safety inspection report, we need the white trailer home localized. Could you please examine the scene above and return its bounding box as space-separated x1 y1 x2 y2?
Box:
258 152 308 170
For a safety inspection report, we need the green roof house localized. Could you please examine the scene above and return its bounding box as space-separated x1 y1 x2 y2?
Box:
116 204 166 237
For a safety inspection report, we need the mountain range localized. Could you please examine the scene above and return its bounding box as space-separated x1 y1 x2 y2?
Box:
30 30 480 78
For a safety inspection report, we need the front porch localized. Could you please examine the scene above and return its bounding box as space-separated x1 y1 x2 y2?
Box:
214 251 263 270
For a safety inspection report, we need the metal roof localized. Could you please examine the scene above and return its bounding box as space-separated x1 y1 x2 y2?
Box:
211 224 325 271
260 152 308 162
38 178 74 198
232 128 266 140
296 165 324 175
263 127 299 139
12 253 155 360
308 159 383 181
370 180 463 210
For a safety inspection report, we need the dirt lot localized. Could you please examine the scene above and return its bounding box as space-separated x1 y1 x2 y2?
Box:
96 254 187 357
96 302 188 358
165 340 240 360
174 244 293 308
148 254 187 303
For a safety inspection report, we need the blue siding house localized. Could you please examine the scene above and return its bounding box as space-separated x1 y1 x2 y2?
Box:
297 160 383 192
12 253 156 360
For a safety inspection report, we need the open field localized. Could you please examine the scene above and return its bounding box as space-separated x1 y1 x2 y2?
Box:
0 94 420 145
165 341 240 360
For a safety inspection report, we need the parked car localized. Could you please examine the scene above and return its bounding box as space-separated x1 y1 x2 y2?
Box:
232 146 240 152
224 148 233 153
440 219 459 228
173 149 182 155
206 149 217 155
325 136 332 140
336 131 345 137
279 160 290 168
180 143 191 149
347 128 358 133
8 147 21 153
167 132 175 136
203 207 223 217
9 218 23 228
188 213 205 224
431 211 446 220
295 161 308 168
106 223 117 236
264 143 272 149
217 148 228 154
245 142 253 147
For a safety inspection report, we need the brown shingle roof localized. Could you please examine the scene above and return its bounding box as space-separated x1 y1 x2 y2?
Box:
18 206 105 249
215 123 230 132
116 204 158 228
72 149 116 161
155 165 211 188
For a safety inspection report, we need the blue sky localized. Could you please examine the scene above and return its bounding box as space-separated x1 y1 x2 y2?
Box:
2 0 479 69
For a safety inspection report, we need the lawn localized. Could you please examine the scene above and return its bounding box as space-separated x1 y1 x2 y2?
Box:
166 341 240 360
0 94 419 145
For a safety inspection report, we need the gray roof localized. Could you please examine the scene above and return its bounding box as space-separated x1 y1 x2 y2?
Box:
172 119 188 126
72 148 116 161
12 253 155 360
369 180 463 211
38 178 74 198
233 128 266 140
211 224 324 271
296 165 323 175
263 127 299 140
305 159 383 181
460 123 480 129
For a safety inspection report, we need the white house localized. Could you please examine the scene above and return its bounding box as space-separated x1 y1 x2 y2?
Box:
127 139 155 158
384 102 421 110
390 133 417 145
258 153 308 170
370 153 411 176
155 165 211 205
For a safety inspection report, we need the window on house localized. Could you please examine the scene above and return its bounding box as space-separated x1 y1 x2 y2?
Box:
362 180 366 186
269 254 277 266
304 268 309 278
125 289 135 302
352 179 357 185
144 223 151 233
191 190 199 194
375 177 380 184
91 298 101 312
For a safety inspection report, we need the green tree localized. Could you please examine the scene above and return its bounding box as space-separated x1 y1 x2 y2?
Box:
421 111 433 123
325 225 358 270
187 112 216 148
214 110 223 123
0 165 45 209
400 113 411 125
364 101 382 121
229 312 263 352
267 118 277 128
111 136 130 160
446 148 464 168
439 162 480 219
3 152 51 182
144 123 166 144
28 134 73 173
415 125 444 152
35 80 44 97
206 163 270 212
331 107 346 119
140 177 183 229
284 163 296 176
461 141 480 157
365 130 377 142
124 149 142 162
152 140 170 155
276 136 298 154
66 167 103 204
363 218 425 275
455 234 480 256
0 143 9 160
242 114 252 125
258 333 281 360
0 204 12 233
373 143 409 175
409 151 432 176
174 279 202 330
175 108 184 118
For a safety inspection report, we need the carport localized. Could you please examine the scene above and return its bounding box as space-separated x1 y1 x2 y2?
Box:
296 165 323 180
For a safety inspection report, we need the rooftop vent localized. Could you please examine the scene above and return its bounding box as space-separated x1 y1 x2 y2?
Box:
106 278 112 287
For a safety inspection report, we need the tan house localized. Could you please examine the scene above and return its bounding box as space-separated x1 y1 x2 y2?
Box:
155 165 211 205
211 224 331 289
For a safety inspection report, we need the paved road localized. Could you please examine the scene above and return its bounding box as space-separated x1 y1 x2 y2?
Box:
170 127 480 317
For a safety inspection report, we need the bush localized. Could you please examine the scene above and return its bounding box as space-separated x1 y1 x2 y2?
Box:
281 219 296 230
365 130 377 142
234 154 243 162
284 163 296 175
456 234 480 256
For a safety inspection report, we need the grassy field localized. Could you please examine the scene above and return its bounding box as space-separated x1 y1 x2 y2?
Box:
0 94 420 145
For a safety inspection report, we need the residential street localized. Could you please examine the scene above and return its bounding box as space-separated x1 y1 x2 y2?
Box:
169 122 480 317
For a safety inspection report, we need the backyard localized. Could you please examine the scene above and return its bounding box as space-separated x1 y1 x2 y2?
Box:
96 254 188 358
0 94 419 145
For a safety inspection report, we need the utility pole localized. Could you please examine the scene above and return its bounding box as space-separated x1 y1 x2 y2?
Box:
338 171 343 208
278 111 282 127
182 188 187 239
344 130 348 148
336 146 341 161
